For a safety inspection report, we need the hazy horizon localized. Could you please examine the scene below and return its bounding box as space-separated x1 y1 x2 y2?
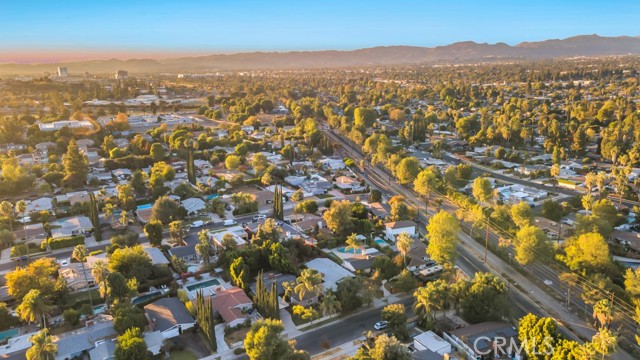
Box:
1 0 638 63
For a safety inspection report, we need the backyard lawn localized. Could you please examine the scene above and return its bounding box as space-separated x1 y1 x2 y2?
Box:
169 350 198 360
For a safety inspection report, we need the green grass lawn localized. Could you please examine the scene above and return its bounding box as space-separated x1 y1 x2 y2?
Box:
169 350 198 360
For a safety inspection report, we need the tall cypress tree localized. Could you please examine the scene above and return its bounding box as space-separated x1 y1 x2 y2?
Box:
187 149 196 185
89 193 102 242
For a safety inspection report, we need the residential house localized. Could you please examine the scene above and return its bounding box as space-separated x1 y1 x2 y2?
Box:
443 322 520 360
211 287 256 327
58 262 95 291
413 331 451 356
305 258 354 292
385 220 417 242
136 206 153 225
342 256 376 273
67 191 91 206
50 216 93 239
318 158 346 171
144 297 196 339
54 319 117 360
26 197 54 214
368 202 391 219
209 227 248 249
143 246 170 266
15 223 48 243
333 176 365 193
181 197 207 217
88 339 116 360
168 246 197 261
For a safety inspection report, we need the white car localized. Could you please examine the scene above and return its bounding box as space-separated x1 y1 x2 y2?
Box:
374 321 388 330
59 260 69 267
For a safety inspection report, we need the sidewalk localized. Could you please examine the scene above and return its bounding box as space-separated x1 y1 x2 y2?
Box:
457 229 636 360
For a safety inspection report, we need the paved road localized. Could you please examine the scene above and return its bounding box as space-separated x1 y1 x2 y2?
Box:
320 123 637 359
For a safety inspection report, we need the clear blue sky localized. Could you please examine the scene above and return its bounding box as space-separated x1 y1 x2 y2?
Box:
1 0 638 62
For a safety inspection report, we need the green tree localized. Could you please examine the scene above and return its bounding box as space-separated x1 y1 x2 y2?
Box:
323 199 354 236
472 177 494 262
395 157 420 184
150 196 181 224
17 289 50 328
352 334 412 360
368 189 382 203
244 319 309 360
510 201 532 228
396 232 414 266
143 220 163 247
294 269 323 302
591 328 618 360
592 299 614 329
291 189 304 203
320 292 341 318
230 257 249 289
26 329 57 360
0 200 15 232
196 230 210 266
517 314 560 360
6 258 58 302
62 139 89 188
541 199 563 221
563 232 612 273
381 303 408 340
514 225 552 266
113 303 147 334
413 279 449 327
92 260 110 300
115 327 152 360
169 220 186 245
72 244 93 306
426 210 460 267
109 245 153 283
414 167 439 216
461 272 510 323
225 155 241 170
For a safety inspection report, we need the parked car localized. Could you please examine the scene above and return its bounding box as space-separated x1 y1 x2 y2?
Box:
374 321 388 330
224 219 237 226
190 220 204 228
253 214 266 221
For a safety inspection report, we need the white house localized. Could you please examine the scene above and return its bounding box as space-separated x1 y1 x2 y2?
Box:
181 197 207 216
144 297 196 339
413 331 451 355
384 220 417 242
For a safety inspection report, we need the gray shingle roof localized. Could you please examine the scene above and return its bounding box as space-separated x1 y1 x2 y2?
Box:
144 297 195 332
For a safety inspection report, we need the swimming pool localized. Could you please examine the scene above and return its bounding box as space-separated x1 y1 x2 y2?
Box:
374 238 389 247
186 278 221 292
137 204 152 210
93 304 107 314
132 291 162 305
0 328 19 342
206 194 220 200
337 246 361 254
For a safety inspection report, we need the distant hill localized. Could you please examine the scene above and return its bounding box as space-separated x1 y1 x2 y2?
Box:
2 34 640 75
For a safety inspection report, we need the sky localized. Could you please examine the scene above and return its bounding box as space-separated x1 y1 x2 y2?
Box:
1 0 638 63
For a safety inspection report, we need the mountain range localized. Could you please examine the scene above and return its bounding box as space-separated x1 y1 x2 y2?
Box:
2 35 640 74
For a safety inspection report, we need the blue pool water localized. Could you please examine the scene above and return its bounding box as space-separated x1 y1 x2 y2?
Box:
0 328 19 341
206 194 220 200
337 247 360 254
132 291 162 305
137 204 152 210
186 279 221 292
374 238 388 247
93 304 107 314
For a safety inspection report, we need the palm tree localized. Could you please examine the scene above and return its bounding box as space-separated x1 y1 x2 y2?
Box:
15 200 28 259
591 328 618 360
344 233 363 256
119 210 128 228
169 220 186 246
596 171 607 199
195 230 210 266
396 232 414 266
593 299 614 329
0 201 15 232
103 203 116 224
91 260 110 300
282 281 294 301
320 292 341 318
413 280 448 327
17 289 50 328
26 329 57 360
72 244 93 307
294 269 323 303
